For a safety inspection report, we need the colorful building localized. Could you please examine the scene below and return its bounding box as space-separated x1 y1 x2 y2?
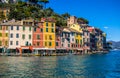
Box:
0 25 8 52
0 19 34 53
42 18 56 55
95 28 104 51
0 16 107 55
55 27 63 52
87 26 97 51
32 21 43 54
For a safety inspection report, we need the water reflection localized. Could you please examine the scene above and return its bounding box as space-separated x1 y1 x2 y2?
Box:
0 51 120 78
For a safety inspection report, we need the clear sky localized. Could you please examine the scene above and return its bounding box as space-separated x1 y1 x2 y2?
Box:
47 0 120 41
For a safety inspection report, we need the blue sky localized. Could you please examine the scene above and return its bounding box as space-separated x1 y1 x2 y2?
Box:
47 0 120 41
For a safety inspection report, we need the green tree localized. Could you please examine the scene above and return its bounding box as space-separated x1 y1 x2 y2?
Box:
28 0 38 4
77 17 89 24
61 13 70 19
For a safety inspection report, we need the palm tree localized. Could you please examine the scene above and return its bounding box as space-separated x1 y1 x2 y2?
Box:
40 0 49 9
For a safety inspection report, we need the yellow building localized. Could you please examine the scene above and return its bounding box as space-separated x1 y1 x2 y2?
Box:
70 24 83 45
70 24 82 32
0 26 9 49
42 18 56 49
75 33 82 45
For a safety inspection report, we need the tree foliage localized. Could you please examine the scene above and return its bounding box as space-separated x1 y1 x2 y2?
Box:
0 0 89 27
77 17 89 24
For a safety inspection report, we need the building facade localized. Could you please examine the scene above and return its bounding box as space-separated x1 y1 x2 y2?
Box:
33 22 43 50
0 25 8 52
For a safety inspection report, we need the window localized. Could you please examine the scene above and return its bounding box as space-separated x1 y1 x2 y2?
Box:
0 26 2 30
40 28 43 32
29 27 31 31
16 26 19 30
46 22 48 26
25 41 29 46
45 42 47 46
76 39 79 43
49 35 52 40
52 23 54 27
10 41 13 45
11 26 13 30
87 38 89 42
46 28 48 32
72 38 74 41
56 42 58 46
10 33 13 38
37 42 40 46
16 33 19 38
22 34 25 39
68 44 70 47
16 41 19 45
51 28 54 33
83 38 85 42
5 33 8 37
37 35 40 39
87 32 89 36
34 28 36 32
0 33 2 37
72 33 74 36
49 42 52 46
68 39 70 43
62 38 64 42
23 26 25 31
62 44 64 47
68 34 70 37
61 33 63 37
45 35 47 40
80 40 82 44
29 35 31 39
0 41 2 46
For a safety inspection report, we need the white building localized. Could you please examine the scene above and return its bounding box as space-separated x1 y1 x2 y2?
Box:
0 19 34 50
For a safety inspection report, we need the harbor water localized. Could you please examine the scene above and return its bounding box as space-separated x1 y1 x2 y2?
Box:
0 51 120 78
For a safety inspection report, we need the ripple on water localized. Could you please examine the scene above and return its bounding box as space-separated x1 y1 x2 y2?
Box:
0 51 120 78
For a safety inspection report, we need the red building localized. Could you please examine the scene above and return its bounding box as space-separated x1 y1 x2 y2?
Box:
33 22 43 54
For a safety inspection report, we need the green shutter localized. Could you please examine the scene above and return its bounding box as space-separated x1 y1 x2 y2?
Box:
23 26 25 31
46 22 48 26
46 28 48 32
40 28 43 32
22 34 25 39
29 27 31 31
51 28 54 33
49 42 52 46
29 35 31 39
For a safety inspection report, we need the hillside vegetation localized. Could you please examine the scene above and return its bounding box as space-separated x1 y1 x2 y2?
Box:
0 0 89 26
